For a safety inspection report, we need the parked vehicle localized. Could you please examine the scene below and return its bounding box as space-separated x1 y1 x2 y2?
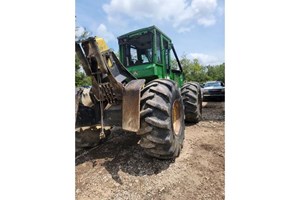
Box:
203 81 225 101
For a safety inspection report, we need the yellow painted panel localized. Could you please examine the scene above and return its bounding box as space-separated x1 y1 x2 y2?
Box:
95 37 109 52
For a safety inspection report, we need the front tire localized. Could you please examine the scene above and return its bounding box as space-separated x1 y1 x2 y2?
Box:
138 79 185 159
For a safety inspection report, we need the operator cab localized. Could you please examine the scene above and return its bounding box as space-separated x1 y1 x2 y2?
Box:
117 26 184 86
118 26 171 69
118 31 153 67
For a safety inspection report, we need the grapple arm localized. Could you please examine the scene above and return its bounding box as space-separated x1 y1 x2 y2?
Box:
75 37 145 132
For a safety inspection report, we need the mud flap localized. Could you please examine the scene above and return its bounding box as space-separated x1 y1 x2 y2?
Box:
122 79 145 132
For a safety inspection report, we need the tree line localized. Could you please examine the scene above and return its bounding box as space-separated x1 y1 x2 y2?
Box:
179 55 225 84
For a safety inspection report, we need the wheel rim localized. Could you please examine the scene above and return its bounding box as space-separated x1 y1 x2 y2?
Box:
172 99 182 135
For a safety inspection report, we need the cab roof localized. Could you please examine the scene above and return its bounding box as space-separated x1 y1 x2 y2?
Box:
117 25 172 42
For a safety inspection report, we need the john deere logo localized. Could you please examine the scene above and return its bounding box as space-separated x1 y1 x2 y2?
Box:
133 71 138 76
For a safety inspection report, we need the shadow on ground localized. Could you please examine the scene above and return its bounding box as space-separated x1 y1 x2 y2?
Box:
76 128 173 184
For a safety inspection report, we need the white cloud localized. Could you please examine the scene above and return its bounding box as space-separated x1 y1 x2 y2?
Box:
177 27 192 33
103 0 219 32
96 24 115 42
189 53 223 65
197 17 216 26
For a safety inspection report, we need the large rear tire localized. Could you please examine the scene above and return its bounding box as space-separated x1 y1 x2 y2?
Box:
181 82 203 123
138 79 185 159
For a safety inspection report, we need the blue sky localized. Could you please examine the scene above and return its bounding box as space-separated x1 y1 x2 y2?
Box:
76 0 224 66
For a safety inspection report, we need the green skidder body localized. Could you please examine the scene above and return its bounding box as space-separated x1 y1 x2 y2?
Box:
76 26 203 160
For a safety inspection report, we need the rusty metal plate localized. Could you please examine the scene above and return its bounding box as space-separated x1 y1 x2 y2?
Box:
122 79 145 132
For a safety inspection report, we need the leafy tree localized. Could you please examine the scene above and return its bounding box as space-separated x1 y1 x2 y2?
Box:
75 26 92 87
75 26 90 41
75 54 92 87
206 63 225 83
180 55 208 83
179 55 225 84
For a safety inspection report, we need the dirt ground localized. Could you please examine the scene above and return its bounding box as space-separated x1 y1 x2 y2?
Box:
75 101 225 200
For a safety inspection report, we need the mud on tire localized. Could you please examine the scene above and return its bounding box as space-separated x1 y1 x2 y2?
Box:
138 79 185 159
181 82 203 123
